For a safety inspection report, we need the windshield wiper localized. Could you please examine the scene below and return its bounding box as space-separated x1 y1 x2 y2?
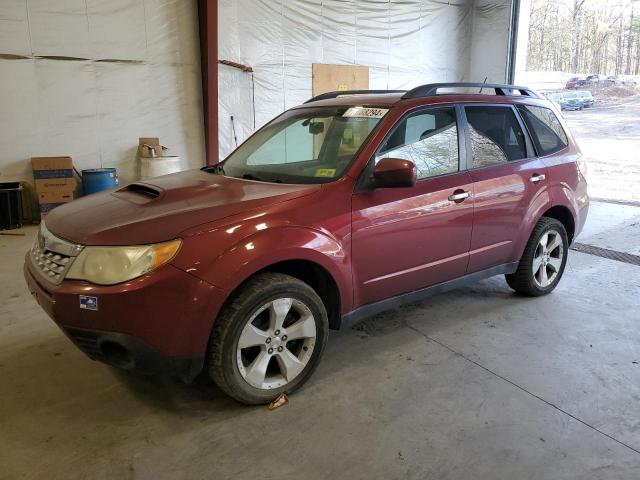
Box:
241 173 266 182
241 173 284 183
201 164 225 174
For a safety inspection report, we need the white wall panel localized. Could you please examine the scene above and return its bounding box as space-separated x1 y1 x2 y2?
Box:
0 0 511 182
0 58 39 181
28 0 92 58
94 61 152 182
32 59 101 169
0 0 31 55
86 0 147 60
321 0 357 64
468 0 511 83
217 0 511 158
355 0 391 69
0 0 204 185
144 0 201 64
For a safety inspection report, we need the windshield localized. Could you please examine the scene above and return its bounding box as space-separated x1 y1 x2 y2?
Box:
215 106 387 184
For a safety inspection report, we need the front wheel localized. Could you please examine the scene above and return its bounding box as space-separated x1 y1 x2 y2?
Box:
207 273 329 404
506 217 569 296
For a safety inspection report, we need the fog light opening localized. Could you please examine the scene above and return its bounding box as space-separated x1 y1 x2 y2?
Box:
100 341 133 369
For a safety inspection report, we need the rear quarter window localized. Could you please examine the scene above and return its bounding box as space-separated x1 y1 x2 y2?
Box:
516 105 568 156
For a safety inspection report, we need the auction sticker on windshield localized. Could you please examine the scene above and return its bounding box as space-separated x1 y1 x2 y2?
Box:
343 107 388 119
315 168 336 177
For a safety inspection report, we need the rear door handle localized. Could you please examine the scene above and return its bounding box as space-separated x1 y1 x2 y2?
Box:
529 174 546 184
448 191 470 202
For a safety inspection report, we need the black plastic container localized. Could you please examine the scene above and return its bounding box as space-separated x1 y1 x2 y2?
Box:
0 182 23 230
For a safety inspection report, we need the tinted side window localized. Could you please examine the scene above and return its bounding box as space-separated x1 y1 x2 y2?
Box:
516 105 568 156
464 106 527 168
376 108 459 180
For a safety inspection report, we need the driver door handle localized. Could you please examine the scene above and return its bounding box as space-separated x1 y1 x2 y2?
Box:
529 174 546 184
448 191 470 202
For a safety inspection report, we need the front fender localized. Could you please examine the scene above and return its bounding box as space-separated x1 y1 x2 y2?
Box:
173 226 353 314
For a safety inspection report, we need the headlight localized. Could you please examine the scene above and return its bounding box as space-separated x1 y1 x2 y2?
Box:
66 239 182 285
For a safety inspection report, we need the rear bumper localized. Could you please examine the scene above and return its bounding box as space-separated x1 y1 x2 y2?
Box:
24 256 227 381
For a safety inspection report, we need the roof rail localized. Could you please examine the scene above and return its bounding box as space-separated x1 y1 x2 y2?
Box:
304 89 406 104
401 83 539 99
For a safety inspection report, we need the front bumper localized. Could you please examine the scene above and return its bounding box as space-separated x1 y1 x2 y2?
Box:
24 255 227 381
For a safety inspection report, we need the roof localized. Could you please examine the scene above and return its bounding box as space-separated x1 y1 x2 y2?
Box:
296 83 543 109
298 92 406 108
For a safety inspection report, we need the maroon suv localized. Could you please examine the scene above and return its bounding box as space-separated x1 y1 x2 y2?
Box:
25 83 589 404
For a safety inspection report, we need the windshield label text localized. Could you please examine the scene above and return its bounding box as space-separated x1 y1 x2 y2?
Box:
343 107 389 119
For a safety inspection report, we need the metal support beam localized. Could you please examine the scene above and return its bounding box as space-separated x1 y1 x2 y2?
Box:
198 0 218 165
506 0 521 84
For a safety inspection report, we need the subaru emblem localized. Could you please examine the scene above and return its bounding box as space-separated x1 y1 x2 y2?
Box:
38 231 46 251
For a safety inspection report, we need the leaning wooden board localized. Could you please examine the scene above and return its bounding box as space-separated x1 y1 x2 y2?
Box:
312 64 369 96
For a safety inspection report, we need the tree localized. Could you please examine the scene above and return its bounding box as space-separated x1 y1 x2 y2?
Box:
526 0 640 75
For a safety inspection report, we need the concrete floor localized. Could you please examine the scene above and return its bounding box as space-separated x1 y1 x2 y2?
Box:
1 200 639 480
563 96 640 204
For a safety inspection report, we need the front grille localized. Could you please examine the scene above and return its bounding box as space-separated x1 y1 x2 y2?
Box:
31 244 72 283
66 328 105 360
31 222 83 285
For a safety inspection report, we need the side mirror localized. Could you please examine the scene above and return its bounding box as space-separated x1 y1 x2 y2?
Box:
373 158 417 188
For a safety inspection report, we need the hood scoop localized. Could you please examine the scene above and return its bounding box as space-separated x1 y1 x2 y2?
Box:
112 182 162 204
125 182 161 198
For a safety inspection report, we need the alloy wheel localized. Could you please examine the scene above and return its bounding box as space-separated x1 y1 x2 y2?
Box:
532 229 564 288
236 297 317 390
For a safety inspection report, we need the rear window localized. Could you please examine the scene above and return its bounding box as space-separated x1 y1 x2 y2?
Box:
516 105 568 156
464 106 527 168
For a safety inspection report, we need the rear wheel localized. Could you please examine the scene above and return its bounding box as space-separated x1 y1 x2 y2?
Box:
208 273 328 404
506 217 568 296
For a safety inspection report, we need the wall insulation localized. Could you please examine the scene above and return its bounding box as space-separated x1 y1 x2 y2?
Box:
0 0 205 185
0 0 513 183
217 0 513 159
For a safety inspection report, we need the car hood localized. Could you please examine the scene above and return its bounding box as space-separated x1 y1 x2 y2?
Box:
45 169 320 245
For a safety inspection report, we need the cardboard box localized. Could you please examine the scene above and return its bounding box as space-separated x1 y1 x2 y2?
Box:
32 156 76 194
32 157 74 180
32 156 76 216
34 177 76 193
32 156 73 171
38 199 73 216
38 190 74 204
37 189 74 217
137 137 164 158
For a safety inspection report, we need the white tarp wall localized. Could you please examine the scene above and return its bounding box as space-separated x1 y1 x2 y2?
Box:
218 0 514 158
468 0 513 83
0 0 513 181
0 0 205 185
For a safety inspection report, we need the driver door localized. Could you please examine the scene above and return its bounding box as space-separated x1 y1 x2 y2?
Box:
351 106 474 307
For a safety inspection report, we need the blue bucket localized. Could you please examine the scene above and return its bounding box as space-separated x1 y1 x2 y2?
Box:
82 168 118 195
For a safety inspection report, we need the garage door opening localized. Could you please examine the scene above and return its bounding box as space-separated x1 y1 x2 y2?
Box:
514 0 640 205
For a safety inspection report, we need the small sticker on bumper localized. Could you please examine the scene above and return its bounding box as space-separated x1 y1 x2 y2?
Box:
79 295 98 311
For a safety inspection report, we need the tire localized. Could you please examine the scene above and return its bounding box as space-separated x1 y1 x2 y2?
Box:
505 217 569 297
207 272 329 405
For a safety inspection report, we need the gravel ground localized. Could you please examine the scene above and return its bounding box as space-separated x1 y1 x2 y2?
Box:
562 95 640 205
